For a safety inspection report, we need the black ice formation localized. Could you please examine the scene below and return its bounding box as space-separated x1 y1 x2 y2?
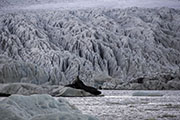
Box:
0 93 11 97
65 76 101 95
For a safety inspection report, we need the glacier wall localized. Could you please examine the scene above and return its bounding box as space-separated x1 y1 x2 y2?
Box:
0 7 180 89
1 0 180 10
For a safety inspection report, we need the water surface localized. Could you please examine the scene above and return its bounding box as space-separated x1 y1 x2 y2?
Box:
64 90 180 120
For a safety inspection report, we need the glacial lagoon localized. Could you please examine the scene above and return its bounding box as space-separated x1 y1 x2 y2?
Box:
64 90 180 120
0 90 180 120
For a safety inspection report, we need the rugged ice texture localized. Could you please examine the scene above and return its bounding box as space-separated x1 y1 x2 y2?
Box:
1 0 180 10
0 83 96 97
0 94 98 120
0 7 180 89
52 86 93 97
0 83 49 95
110 74 180 90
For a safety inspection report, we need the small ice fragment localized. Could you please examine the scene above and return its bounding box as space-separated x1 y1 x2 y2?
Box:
132 91 164 96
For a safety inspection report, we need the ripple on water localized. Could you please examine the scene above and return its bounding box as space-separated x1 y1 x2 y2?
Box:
64 90 180 120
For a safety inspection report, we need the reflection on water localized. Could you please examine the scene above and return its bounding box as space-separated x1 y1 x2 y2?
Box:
64 90 180 120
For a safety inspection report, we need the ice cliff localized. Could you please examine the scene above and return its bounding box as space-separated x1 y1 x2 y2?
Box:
0 7 180 89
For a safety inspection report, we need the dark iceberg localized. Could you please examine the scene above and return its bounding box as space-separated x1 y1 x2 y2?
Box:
65 76 101 95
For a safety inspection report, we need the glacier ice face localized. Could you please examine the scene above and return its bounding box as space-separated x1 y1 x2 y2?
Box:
0 7 180 89
1 0 180 10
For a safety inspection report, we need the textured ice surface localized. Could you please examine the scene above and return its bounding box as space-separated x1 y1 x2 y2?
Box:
1 0 180 10
0 83 95 97
0 94 98 120
0 0 180 89
65 90 180 120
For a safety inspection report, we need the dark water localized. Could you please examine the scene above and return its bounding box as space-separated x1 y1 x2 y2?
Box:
64 90 180 120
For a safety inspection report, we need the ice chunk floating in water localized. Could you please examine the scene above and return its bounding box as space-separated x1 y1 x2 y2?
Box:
0 94 98 120
132 91 164 96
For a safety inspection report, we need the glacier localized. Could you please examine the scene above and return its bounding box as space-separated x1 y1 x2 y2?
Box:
0 0 180 89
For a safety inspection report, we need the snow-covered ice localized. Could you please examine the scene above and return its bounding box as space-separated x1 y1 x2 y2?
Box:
0 0 180 89
0 94 98 120
1 0 180 11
